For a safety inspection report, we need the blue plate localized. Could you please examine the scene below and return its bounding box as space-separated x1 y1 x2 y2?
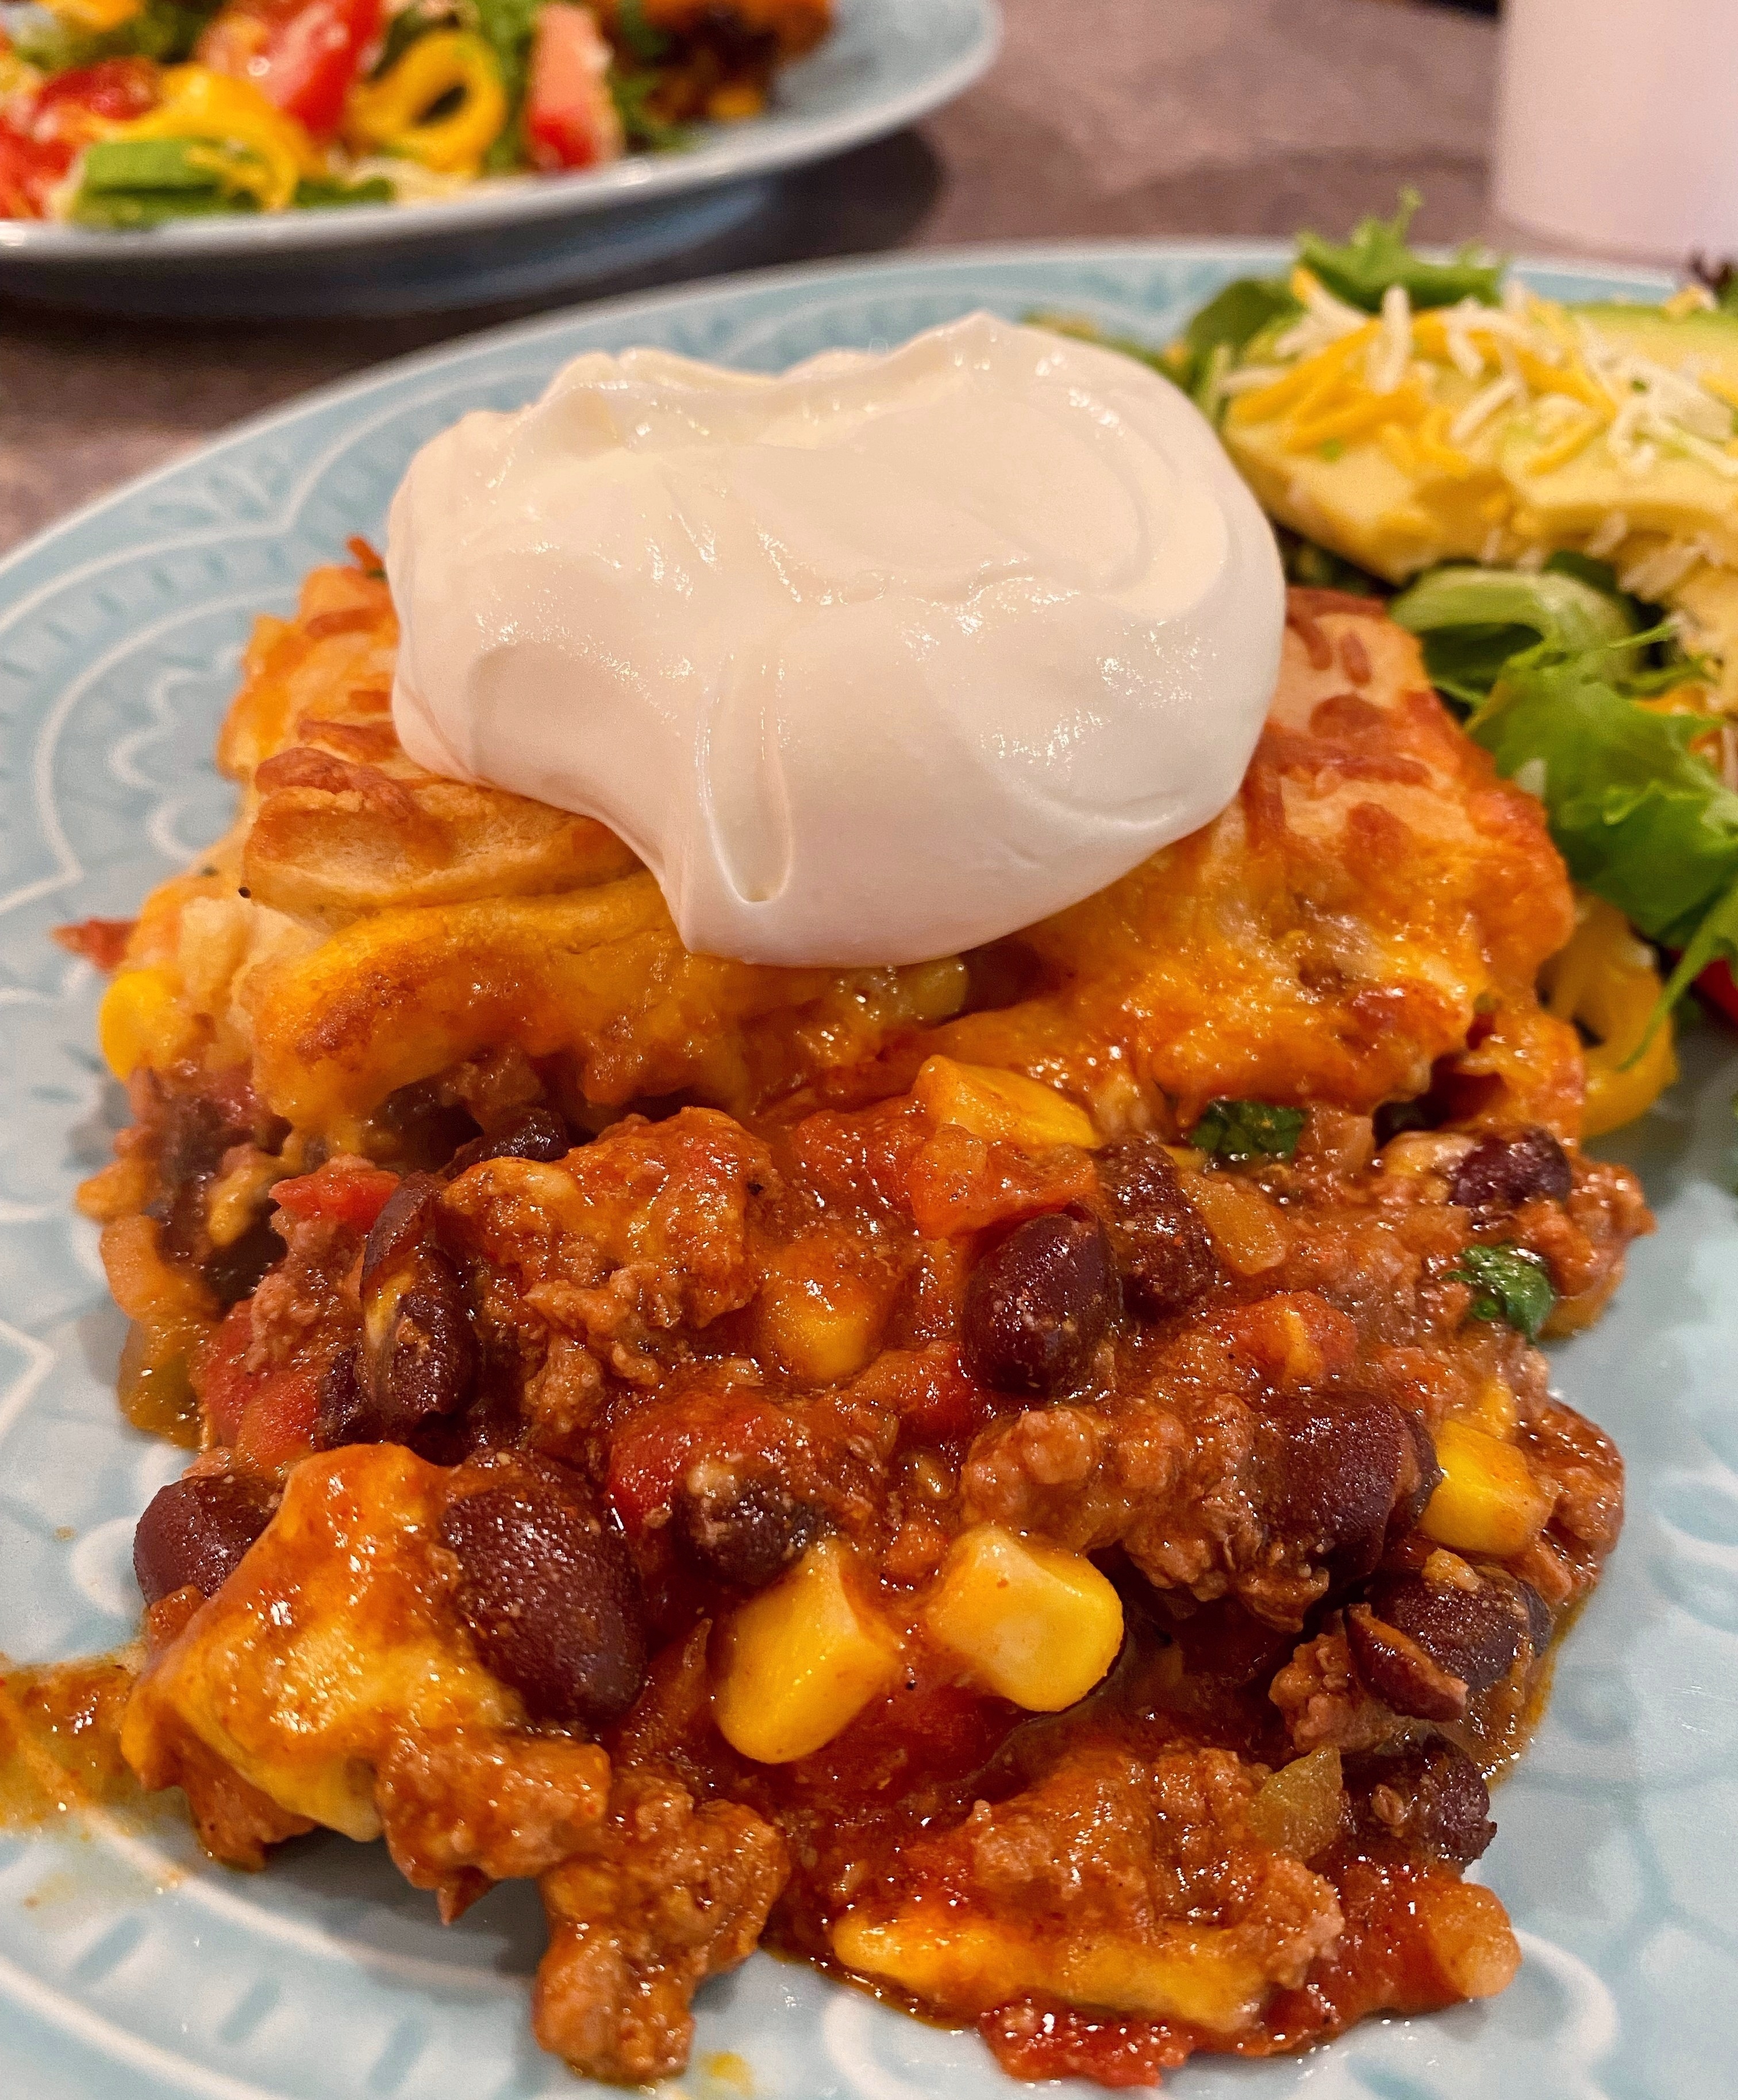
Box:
2 241 1732 2100
0 0 999 317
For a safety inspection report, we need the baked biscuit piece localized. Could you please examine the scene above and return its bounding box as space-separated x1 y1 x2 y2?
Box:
94 569 1578 1157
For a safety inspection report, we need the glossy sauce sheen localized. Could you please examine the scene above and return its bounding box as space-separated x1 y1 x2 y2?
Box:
63 578 1642 2089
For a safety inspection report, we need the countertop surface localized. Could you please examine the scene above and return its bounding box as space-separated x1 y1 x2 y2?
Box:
0 0 1506 556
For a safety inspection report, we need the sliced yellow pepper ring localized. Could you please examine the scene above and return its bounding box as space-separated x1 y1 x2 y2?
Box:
1541 893 1678 1138
111 67 323 213
345 32 507 178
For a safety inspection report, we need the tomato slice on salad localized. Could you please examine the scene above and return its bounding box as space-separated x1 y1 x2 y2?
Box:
0 54 157 217
197 0 382 139
525 2 625 172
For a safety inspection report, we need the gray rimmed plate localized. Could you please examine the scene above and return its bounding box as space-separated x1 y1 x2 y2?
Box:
0 0 998 316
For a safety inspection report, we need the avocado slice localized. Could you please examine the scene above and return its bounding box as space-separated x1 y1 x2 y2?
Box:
1571 301 1738 393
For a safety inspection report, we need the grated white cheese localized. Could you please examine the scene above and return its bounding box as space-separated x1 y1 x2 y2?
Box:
1448 374 1521 447
1585 510 1630 559
1514 757 1548 798
1367 283 1413 395
1217 364 1290 396
1481 525 1507 563
1619 538 1709 597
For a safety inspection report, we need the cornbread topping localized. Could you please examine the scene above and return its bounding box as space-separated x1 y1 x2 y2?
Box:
387 312 1285 965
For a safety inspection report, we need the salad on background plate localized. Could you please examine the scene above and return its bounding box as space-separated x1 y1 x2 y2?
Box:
0 0 829 222
1051 199 1738 1143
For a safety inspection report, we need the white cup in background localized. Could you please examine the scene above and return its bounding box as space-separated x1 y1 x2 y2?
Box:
1494 0 1738 262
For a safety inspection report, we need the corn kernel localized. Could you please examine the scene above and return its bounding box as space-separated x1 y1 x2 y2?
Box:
1464 1377 1519 1439
98 967 196 1081
913 1055 1099 1152
712 1539 902 1764
755 1238 886 1385
1415 1880 1521 1999
1420 1420 1552 1557
923 1523 1123 1711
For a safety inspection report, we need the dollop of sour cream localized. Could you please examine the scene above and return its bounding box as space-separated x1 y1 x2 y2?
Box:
388 312 1284 967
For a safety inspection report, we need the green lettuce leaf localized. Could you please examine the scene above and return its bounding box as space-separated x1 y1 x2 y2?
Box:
1297 188 1504 313
611 66 690 150
72 137 255 228
1172 276 1298 402
616 0 670 62
13 0 214 69
1390 562 1642 707
1466 642 1738 948
293 174 396 209
464 0 541 159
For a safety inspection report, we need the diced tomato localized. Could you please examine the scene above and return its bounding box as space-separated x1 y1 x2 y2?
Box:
36 56 159 129
608 1391 809 1537
0 56 159 219
1695 958 1738 1031
194 1301 322 1472
194 1303 259 1447
524 2 625 172
270 1161 398 1231
197 0 381 139
0 124 70 219
233 1364 322 1473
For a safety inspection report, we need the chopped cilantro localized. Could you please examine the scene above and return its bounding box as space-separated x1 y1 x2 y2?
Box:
1189 1099 1306 1163
1449 1243 1556 1339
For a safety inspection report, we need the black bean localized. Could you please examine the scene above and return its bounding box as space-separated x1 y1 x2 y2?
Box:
674 1461 818 1590
1388 1411 1443 1542
1263 1393 1413 1585
313 1346 371 1450
202 1214 286 1308
372 1265 475 1431
374 1080 480 1173
157 1093 245 1196
1345 1602 1467 1721
1366 1571 1524 1693
448 1105 574 1174
360 1173 442 1297
1345 1738 1495 1864
1516 1577 1552 1657
1095 1140 1216 1319
354 1174 478 1435
961 1205 1118 1397
133 1474 277 1606
440 1482 647 1729
1449 1128 1572 1211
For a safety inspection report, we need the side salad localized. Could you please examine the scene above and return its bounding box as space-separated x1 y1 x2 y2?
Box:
1045 201 1738 1137
0 0 829 223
